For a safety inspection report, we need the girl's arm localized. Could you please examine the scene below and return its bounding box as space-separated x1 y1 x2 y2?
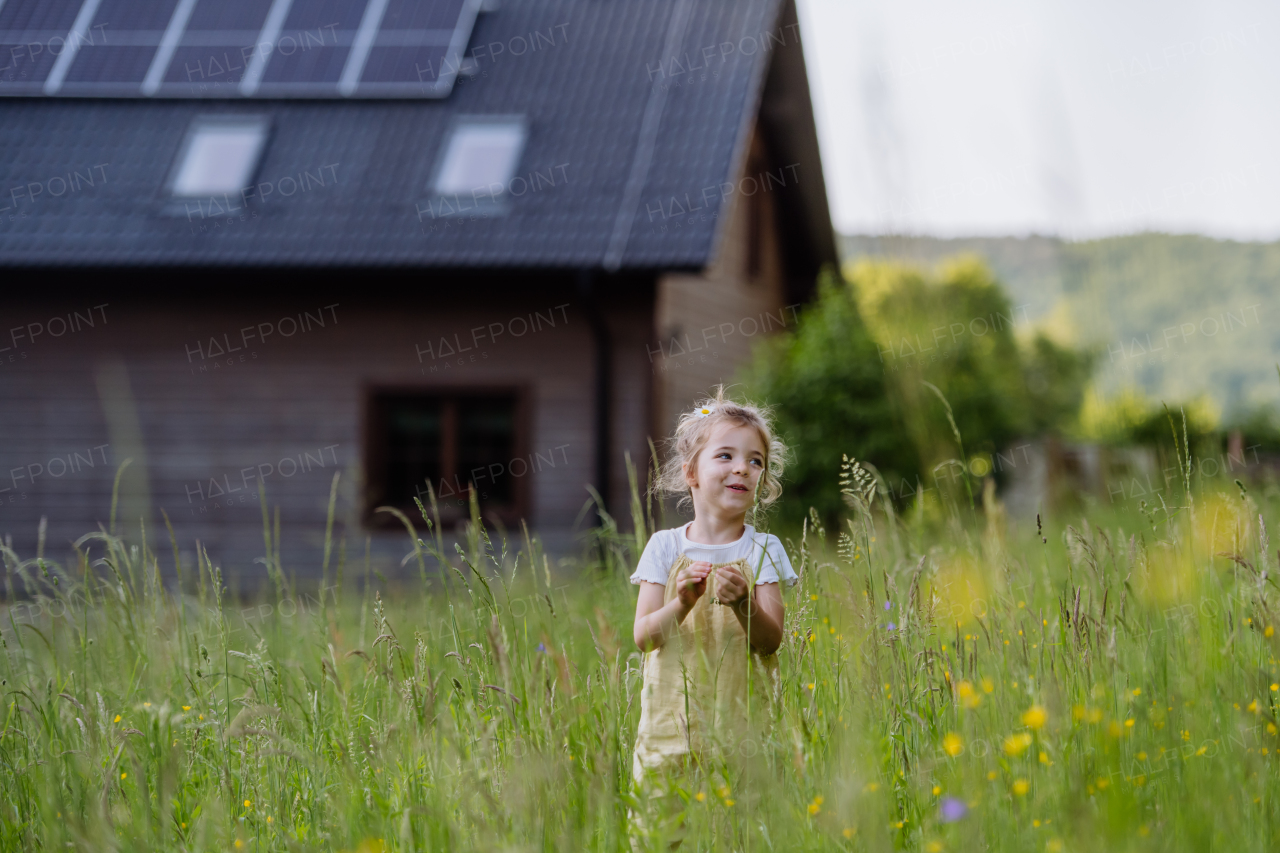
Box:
633 561 713 652
715 566 785 655
732 582 784 655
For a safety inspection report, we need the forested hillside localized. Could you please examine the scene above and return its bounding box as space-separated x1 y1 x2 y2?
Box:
841 234 1280 416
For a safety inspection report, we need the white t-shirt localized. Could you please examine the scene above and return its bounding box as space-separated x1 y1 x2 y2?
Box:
629 523 800 588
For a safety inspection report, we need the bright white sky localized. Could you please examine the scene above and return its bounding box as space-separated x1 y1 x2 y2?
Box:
796 0 1280 240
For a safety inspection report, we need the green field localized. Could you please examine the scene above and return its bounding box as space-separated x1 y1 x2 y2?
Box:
4 465 1280 852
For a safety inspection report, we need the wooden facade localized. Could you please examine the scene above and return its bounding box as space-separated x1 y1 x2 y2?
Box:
0 134 801 579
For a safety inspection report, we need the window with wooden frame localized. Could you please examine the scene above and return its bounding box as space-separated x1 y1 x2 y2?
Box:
364 388 527 527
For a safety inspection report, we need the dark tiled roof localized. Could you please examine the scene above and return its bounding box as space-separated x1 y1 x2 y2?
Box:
0 0 788 269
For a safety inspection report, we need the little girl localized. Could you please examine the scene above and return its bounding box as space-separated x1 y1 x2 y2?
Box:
628 387 798 848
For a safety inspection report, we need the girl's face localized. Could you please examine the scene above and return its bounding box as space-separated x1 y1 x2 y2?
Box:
684 420 767 519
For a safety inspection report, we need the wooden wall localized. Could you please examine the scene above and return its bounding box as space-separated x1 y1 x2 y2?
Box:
0 275 653 585
652 124 795 440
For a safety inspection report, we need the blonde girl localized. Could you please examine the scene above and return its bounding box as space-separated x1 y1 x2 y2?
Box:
627 386 798 848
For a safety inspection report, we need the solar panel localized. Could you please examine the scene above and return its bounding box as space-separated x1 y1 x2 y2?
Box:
0 0 481 98
0 0 87 92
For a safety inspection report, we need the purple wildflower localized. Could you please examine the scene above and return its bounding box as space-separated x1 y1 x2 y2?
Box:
536 643 546 653
939 797 967 822
887 622 897 631
884 600 892 610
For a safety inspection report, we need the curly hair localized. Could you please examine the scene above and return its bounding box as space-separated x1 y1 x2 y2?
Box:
654 385 790 513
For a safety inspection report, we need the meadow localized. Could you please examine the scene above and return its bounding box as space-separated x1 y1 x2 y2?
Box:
3 454 1280 852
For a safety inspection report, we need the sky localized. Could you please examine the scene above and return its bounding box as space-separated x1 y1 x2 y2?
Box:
795 0 1280 240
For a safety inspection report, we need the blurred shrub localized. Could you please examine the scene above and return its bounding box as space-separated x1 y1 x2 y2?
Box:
745 257 1094 525
850 256 1032 468
1225 402 1280 454
1079 387 1219 456
743 268 919 529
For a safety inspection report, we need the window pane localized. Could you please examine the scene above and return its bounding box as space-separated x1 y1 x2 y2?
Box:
457 398 516 505
172 119 267 196
383 397 443 508
433 121 525 196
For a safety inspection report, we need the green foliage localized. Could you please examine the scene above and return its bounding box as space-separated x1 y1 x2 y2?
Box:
1022 331 1096 436
1228 402 1280 454
1079 387 1220 458
842 232 1280 414
852 255 1039 464
741 268 918 529
746 256 1095 523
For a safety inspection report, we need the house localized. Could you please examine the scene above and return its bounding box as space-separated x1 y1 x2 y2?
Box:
0 0 836 578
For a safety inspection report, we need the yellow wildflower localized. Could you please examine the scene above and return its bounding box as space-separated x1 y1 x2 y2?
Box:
1012 778 1029 796
1004 733 1033 756
1022 705 1047 730
943 732 964 757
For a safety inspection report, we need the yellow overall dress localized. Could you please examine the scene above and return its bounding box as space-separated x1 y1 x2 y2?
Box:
629 554 782 848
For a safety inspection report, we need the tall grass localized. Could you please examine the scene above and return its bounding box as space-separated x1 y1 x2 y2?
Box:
3 453 1280 851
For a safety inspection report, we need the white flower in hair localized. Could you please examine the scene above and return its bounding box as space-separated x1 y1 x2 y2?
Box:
694 405 715 418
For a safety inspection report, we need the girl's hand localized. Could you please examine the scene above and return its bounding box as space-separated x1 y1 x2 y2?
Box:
713 565 750 610
676 561 713 609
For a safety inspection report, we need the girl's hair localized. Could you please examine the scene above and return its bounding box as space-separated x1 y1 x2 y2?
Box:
654 385 789 512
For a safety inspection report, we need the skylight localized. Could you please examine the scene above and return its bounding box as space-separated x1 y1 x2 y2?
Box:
170 118 269 197
433 118 527 197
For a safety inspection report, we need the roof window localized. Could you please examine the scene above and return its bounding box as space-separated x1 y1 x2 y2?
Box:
432 117 527 198
170 117 270 197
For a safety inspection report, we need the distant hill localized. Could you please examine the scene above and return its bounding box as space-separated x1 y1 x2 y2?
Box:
840 233 1280 417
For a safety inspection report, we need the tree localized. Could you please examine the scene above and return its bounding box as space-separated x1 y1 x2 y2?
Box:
850 255 1033 473
742 268 919 529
